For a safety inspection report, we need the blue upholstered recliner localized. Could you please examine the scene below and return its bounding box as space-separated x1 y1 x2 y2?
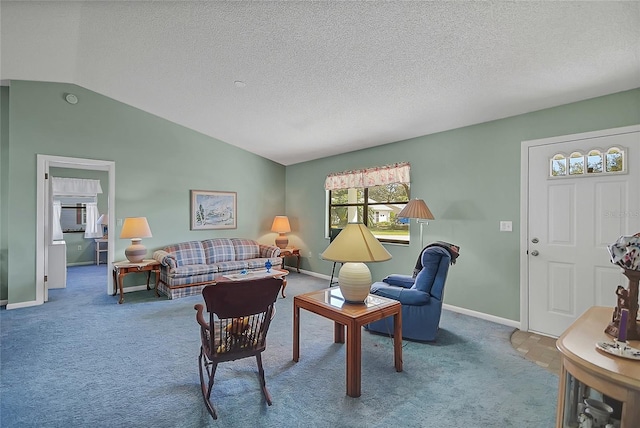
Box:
365 246 452 342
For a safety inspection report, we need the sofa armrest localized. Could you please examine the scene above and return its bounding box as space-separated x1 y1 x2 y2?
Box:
370 282 430 305
259 244 281 258
152 250 177 269
383 274 415 289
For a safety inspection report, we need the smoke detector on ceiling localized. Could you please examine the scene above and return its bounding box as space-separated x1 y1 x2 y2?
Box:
65 93 78 104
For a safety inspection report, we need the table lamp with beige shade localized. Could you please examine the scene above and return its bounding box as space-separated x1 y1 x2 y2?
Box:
397 198 434 249
271 215 291 249
120 217 152 263
321 222 392 303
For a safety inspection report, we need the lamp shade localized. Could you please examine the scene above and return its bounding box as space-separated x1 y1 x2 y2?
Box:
271 216 291 233
321 223 391 263
97 214 109 225
120 217 152 262
397 198 434 220
271 216 291 249
321 223 392 303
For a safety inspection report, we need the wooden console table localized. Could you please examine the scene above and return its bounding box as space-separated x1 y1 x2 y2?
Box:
112 259 160 304
556 306 640 427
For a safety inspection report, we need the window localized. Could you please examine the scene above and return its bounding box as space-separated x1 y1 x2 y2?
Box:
550 146 626 178
60 203 87 233
325 163 411 244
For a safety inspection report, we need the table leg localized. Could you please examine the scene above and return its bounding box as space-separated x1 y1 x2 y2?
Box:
334 322 345 343
281 277 287 298
346 321 361 397
293 302 300 362
112 268 118 296
146 271 152 290
295 254 300 273
118 272 125 304
393 311 403 372
154 269 160 297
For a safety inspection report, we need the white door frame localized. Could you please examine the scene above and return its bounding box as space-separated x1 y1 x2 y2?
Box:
519 124 640 333
35 154 115 305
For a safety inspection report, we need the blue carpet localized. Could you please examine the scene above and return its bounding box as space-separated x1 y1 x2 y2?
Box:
1 265 558 427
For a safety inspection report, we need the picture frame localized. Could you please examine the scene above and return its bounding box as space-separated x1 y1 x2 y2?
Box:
190 190 237 230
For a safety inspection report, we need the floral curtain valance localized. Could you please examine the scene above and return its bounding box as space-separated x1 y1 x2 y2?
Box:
324 162 410 191
51 177 103 196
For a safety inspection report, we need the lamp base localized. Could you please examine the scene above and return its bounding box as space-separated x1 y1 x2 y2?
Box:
338 262 372 303
275 234 288 249
125 238 146 263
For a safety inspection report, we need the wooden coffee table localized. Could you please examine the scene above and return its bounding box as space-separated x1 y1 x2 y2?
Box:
293 287 402 397
216 269 289 298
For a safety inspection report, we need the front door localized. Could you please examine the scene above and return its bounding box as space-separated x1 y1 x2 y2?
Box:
526 127 640 337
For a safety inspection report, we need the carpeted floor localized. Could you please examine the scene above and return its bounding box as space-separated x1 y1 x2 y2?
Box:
1 265 558 427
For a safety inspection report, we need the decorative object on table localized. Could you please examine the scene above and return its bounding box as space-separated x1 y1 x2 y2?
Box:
595 340 640 360
582 398 613 428
96 214 109 238
119 217 153 263
396 198 435 249
270 216 291 249
320 222 392 303
190 190 237 230
265 260 272 273
606 233 640 340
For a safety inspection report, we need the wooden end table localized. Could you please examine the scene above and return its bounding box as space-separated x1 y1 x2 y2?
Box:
280 247 300 273
293 287 402 397
112 259 160 304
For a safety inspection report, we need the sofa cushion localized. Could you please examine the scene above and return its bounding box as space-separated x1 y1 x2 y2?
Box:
170 264 219 279
202 238 235 264
246 258 282 270
213 261 249 273
164 241 206 267
231 238 260 261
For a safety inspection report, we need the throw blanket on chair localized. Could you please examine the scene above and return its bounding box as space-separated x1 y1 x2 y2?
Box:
412 241 460 278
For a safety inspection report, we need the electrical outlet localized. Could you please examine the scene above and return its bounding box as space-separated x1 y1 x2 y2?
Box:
77 245 82 251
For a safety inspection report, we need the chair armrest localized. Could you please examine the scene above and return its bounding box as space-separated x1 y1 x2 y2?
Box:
370 282 430 305
153 250 177 269
383 274 415 289
194 304 209 330
259 244 281 258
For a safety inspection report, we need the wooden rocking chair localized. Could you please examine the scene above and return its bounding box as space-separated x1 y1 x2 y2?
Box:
194 277 283 419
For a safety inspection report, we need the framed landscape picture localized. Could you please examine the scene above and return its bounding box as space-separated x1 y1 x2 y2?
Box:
190 190 237 230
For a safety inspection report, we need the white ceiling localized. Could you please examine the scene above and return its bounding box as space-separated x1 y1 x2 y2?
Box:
2 1 639 166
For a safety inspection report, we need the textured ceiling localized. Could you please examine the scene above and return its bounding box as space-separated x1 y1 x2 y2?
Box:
1 1 639 165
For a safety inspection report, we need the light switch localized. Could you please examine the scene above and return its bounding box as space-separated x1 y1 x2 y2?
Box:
117 218 123 227
500 221 512 232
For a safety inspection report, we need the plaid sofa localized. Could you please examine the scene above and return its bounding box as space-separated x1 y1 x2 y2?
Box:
152 238 282 299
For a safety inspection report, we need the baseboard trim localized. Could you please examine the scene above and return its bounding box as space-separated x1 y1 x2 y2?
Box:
6 299 41 310
0 299 8 307
443 303 520 329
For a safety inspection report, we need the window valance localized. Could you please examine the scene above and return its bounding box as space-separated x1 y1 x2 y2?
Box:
51 177 103 196
324 162 410 191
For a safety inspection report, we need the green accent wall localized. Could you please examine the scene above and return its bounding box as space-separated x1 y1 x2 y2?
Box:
1 80 285 304
1 80 638 322
285 88 640 321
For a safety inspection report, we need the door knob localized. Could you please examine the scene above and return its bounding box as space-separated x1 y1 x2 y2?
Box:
531 238 539 244
531 250 539 256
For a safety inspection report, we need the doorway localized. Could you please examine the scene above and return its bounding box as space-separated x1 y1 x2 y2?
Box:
36 155 115 304
520 125 640 337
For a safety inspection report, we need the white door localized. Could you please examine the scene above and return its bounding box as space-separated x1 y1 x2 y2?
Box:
527 127 640 337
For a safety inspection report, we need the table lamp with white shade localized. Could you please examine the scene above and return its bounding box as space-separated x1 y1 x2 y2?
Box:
321 222 392 303
97 214 109 238
120 217 152 263
271 215 291 249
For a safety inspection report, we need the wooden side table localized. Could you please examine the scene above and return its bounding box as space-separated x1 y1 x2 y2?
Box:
94 238 108 265
280 247 300 273
112 259 160 304
293 287 402 397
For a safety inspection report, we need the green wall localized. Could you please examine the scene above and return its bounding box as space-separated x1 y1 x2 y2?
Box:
285 88 640 321
2 80 285 304
1 87 9 300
